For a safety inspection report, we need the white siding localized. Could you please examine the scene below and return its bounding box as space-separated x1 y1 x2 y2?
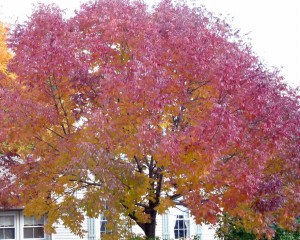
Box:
154 206 217 240
52 218 88 240
199 224 217 240
155 214 163 237
1 208 217 240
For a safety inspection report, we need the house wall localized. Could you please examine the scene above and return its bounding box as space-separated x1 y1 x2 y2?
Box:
109 205 218 240
200 224 218 240
51 219 88 240
155 205 217 240
1 208 217 240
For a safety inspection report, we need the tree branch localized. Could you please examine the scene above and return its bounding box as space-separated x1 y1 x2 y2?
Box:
34 135 59 151
134 155 143 173
45 127 64 138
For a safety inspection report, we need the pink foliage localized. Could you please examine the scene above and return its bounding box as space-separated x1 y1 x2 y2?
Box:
1 0 299 237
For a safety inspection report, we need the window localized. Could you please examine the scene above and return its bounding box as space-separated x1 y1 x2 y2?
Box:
0 215 15 240
100 215 107 237
23 216 44 239
174 215 189 239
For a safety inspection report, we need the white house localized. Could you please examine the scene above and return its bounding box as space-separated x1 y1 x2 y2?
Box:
0 206 217 240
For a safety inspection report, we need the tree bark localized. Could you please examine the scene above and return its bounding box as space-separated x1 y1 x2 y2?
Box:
140 210 157 239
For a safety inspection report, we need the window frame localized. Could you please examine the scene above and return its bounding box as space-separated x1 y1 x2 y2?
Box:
173 214 190 239
0 212 18 240
99 214 108 237
20 214 45 240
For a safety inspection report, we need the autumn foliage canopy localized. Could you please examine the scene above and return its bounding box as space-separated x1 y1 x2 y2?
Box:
0 0 299 238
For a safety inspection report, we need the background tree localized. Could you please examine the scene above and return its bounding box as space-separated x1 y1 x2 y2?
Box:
216 215 300 240
0 21 21 208
0 22 10 77
1 0 299 239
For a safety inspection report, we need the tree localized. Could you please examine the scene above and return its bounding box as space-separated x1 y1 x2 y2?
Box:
0 22 10 76
1 0 299 239
216 215 300 240
0 21 20 208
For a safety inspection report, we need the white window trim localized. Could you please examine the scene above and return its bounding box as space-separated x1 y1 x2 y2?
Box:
168 206 191 240
99 214 108 239
20 213 46 240
174 214 190 239
0 211 20 240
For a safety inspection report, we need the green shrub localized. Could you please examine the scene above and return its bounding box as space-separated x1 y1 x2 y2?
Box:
216 215 299 240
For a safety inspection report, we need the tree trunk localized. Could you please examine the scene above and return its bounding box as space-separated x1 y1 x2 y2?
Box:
143 221 156 239
139 210 157 239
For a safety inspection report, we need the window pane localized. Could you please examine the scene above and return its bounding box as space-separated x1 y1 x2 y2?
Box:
0 216 14 227
0 229 3 239
34 227 44 238
178 220 184 228
179 229 186 238
100 221 106 233
24 228 34 238
24 216 45 239
174 215 187 239
24 217 34 226
174 221 178 229
4 228 15 239
33 217 44 226
174 229 179 239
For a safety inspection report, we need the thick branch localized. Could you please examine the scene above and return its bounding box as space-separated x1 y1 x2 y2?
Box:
69 179 102 187
154 171 163 206
57 94 71 135
34 135 59 151
222 153 237 163
134 155 143 173
45 127 64 138
168 193 182 201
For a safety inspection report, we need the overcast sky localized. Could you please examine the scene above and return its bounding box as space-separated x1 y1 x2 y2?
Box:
0 0 299 87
